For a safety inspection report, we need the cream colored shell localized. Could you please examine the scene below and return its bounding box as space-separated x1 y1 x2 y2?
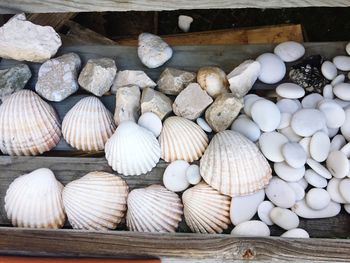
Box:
159 116 209 162
126 184 183 232
62 171 128 230
183 182 231 233
5 168 65 229
200 130 272 196
105 121 161 176
62 96 116 151
0 90 61 156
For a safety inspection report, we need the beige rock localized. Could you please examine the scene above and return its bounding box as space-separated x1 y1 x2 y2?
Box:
205 93 243 132
173 83 213 120
197 66 229 98
111 70 156 93
0 14 61 63
157 68 196 95
141 87 172 120
114 85 141 125
78 58 117 96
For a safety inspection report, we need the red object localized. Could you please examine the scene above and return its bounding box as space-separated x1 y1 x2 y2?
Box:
0 257 160 263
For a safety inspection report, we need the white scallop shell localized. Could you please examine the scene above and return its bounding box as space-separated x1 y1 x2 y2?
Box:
200 130 272 197
182 182 231 233
0 90 61 155
126 184 183 232
105 121 161 176
5 168 65 228
62 96 116 151
159 116 209 162
62 171 128 230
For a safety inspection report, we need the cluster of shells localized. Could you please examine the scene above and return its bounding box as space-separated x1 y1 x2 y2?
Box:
3 24 350 238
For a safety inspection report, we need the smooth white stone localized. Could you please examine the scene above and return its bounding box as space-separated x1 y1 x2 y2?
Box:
279 126 302 142
243 93 258 102
317 100 345 129
277 99 301 113
326 151 349 179
304 169 328 188
163 160 190 192
333 56 350 71
282 142 307 168
138 112 162 137
230 189 265 226
291 109 326 137
276 83 305 99
339 178 350 203
327 178 347 203
330 134 346 151
274 162 305 182
327 127 339 138
334 83 350 101
341 142 350 158
345 204 350 214
299 137 311 158
301 93 323 109
231 220 270 237
256 53 286 84
251 99 281 132
306 188 331 210
185 164 201 185
259 132 288 162
331 74 345 86
196 117 212 133
346 42 350 55
306 158 332 179
277 112 292 129
292 199 341 219
288 182 305 201
274 41 305 62
323 84 334 99
341 108 350 141
231 116 261 142
296 178 309 190
265 177 296 208
270 207 299 230
321 61 337 80
281 228 310 238
178 15 193 32
243 95 262 117
257 201 275 226
309 131 330 162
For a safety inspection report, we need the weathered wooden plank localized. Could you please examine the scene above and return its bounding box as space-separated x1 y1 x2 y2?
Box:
0 0 349 14
27 13 77 30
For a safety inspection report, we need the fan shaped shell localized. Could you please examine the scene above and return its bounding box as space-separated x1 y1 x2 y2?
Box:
105 121 161 176
159 116 209 162
126 184 183 232
62 171 128 230
183 182 231 233
200 130 272 196
62 96 116 151
5 168 65 228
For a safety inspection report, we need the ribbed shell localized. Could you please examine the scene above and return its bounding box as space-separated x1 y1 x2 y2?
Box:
62 171 128 230
105 121 161 176
182 182 231 233
159 116 209 162
0 90 61 156
62 96 116 151
200 130 272 197
126 184 183 232
4 168 65 228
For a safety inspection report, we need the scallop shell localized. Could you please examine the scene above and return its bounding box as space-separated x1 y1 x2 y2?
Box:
200 130 272 197
5 168 65 228
0 90 61 156
182 182 231 233
126 184 183 232
62 171 128 230
105 121 161 176
62 96 116 151
159 116 209 162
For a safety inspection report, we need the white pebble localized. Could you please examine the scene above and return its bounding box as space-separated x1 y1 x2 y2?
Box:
334 98 350 108
331 74 345 86
309 131 330 162
243 95 262 117
277 99 301 113
276 83 305 99
327 127 339 138
301 93 323 109
196 117 212 133
291 109 326 137
281 228 310 238
257 201 275 226
274 41 305 62
334 83 350 101
306 188 331 210
345 204 350 214
265 177 296 208
185 164 201 185
178 15 193 32
292 199 341 219
306 158 332 179
299 137 311 158
318 99 345 128
333 56 350 71
282 142 307 168
231 116 261 142
277 112 292 129
270 207 299 230
231 220 270 237
326 151 349 179
341 142 350 158
138 112 163 137
339 178 350 203
288 182 305 201
296 178 309 190
230 189 265 226
330 134 346 151
256 53 286 84
274 162 305 182
304 169 327 188
321 61 337 80
323 84 334 99
341 108 350 141
259 132 288 162
163 160 190 192
279 126 302 142
327 178 347 203
251 99 281 132
346 42 350 55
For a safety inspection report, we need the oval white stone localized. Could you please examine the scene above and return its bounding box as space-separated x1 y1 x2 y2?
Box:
309 131 330 162
339 178 350 203
299 137 311 158
306 158 332 179
231 220 270 237
291 109 326 137
282 142 307 168
281 228 310 238
327 127 339 138
270 207 299 230
276 83 305 99
243 95 262 117
326 151 349 179
341 142 350 158
318 100 345 129
257 201 275 226
256 53 286 84
341 108 350 141
306 188 330 210
185 164 201 185
334 83 350 101
345 204 350 214
331 74 345 86
321 61 337 80
304 169 327 188
196 117 212 133
327 178 347 203
274 41 305 62
259 132 288 162
292 199 341 219
330 134 346 151
163 160 190 192
279 126 302 142
265 177 296 208
333 56 350 71
138 112 163 137
277 99 301 113
296 178 309 190
301 93 323 109
323 84 334 99
231 116 261 142
346 42 350 55
288 182 305 201
251 99 281 132
274 162 305 182
277 112 292 129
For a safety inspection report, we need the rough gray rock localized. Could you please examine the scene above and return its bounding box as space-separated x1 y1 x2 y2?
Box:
114 85 141 125
157 68 196 95
0 64 31 102
35 53 81 102
78 58 117 96
0 14 61 63
111 70 156 93
173 83 213 120
141 87 172 120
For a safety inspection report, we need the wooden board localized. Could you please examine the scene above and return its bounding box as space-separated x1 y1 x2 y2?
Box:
0 0 349 14
27 13 77 30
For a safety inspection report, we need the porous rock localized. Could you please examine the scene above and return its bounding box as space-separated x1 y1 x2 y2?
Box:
157 68 196 95
141 87 172 120
111 70 156 93
114 85 141 125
